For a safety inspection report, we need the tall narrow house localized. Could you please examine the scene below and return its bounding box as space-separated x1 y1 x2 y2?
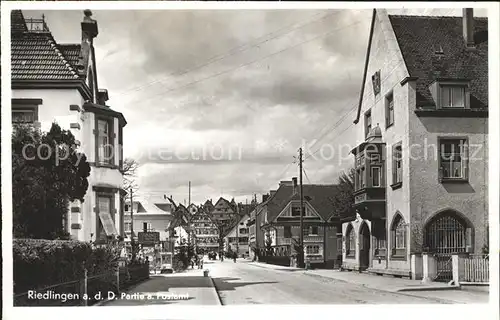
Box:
11 10 127 242
342 9 488 279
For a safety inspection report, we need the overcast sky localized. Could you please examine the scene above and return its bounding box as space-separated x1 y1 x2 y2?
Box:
23 7 488 205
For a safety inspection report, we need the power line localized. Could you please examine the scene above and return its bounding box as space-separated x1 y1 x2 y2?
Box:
303 166 312 184
114 11 344 97
304 58 407 160
121 18 367 107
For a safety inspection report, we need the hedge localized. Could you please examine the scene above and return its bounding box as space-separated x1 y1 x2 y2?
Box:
13 238 120 295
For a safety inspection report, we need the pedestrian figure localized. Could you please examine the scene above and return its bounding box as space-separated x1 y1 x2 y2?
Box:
233 252 237 263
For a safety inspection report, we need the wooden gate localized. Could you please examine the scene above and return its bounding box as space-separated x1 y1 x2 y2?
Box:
424 212 467 282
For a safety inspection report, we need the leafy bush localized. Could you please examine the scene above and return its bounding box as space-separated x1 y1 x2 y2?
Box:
13 238 120 294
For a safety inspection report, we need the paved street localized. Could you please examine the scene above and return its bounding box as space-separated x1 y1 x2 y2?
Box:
207 259 459 305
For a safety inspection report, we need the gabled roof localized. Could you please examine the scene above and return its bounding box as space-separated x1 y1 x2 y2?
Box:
11 10 81 81
267 185 339 223
354 10 488 123
389 14 488 109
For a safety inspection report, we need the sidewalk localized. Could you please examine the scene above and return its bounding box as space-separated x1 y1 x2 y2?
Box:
304 269 456 292
96 268 221 306
247 261 488 303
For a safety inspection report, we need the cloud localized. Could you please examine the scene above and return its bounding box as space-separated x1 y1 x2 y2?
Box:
21 8 487 204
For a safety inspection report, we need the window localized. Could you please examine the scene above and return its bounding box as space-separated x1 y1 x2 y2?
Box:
386 93 394 127
440 85 466 108
306 245 319 254
371 167 381 187
124 222 132 233
96 118 113 165
391 214 406 258
392 143 403 186
372 220 387 257
291 206 305 217
12 99 41 125
310 226 318 235
365 110 372 137
439 138 468 181
96 195 115 242
142 222 153 232
12 108 36 123
355 153 366 191
125 204 130 212
346 224 355 256
284 226 292 238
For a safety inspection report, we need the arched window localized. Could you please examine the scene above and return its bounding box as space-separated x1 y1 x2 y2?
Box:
391 213 406 258
346 224 356 257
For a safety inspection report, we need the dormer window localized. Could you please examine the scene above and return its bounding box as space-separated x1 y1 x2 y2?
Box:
440 85 466 108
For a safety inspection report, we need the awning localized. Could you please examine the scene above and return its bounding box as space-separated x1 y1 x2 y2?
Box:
99 212 118 236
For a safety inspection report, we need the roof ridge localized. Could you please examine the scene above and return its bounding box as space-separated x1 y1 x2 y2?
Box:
47 36 79 79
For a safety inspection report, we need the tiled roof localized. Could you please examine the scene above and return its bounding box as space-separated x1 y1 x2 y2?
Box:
389 15 488 109
11 10 81 81
285 185 339 221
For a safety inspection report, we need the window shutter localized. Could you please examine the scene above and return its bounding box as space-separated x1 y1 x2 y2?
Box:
392 146 396 184
463 140 469 180
465 227 473 253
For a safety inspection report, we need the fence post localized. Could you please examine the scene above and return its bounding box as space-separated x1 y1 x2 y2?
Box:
452 254 460 286
83 268 88 306
116 267 120 295
411 254 423 280
421 253 436 283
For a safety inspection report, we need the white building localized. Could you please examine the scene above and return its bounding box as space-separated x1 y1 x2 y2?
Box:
11 10 127 242
224 214 251 257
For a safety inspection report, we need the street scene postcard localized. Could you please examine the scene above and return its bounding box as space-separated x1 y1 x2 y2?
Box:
2 2 499 320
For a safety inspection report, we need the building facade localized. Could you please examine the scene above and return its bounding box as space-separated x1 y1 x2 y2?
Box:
11 10 127 242
259 178 341 267
342 9 488 278
191 206 219 254
123 199 173 243
224 213 250 257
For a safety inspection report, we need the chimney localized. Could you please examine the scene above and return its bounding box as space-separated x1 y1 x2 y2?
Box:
262 194 269 202
270 190 277 197
463 8 475 48
97 89 109 105
292 177 298 194
279 180 293 187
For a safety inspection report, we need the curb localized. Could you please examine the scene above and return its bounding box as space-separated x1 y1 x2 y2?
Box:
397 285 461 292
208 276 223 306
248 262 303 271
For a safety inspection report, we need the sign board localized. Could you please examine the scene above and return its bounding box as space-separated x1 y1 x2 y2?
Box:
138 232 160 246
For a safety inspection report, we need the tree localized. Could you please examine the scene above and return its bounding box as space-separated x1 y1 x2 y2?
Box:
122 158 139 195
330 168 356 220
12 123 91 239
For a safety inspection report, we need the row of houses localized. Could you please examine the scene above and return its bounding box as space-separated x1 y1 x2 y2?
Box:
121 195 255 258
10 8 489 280
249 9 489 280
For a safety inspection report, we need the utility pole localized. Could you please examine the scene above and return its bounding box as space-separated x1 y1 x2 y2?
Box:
188 181 191 207
299 147 304 268
130 187 135 261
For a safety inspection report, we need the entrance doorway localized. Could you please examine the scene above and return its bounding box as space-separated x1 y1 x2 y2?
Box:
359 222 371 271
424 210 469 282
